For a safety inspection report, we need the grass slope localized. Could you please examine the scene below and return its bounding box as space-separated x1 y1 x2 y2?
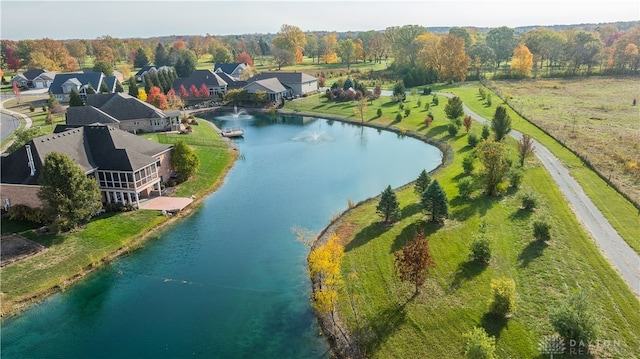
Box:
285 88 640 358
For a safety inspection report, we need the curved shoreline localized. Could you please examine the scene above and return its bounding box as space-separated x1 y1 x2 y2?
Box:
285 109 454 359
1 120 238 319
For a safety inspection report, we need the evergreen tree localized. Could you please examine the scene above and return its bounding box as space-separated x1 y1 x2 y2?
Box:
151 71 161 88
68 88 84 106
38 152 102 232
99 81 110 93
133 47 150 68
154 42 169 67
376 185 401 223
143 73 153 93
85 84 96 95
414 169 431 196
127 77 138 98
421 179 449 223
491 106 511 141
114 81 124 93
445 96 465 120
158 69 170 93
93 61 113 76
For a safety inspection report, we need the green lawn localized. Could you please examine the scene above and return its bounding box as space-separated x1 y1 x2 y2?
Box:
1 121 234 316
285 90 640 358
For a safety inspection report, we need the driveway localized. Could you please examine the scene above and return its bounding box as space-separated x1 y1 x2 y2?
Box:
1 112 20 142
449 95 640 296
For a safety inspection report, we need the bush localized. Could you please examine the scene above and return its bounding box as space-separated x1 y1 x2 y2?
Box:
29 104 35 112
404 108 411 117
486 93 492 107
424 116 433 127
488 277 516 317
508 169 523 188
447 123 460 136
376 108 382 117
468 132 480 147
395 113 403 122
462 154 475 174
432 94 439 105
520 191 538 210
458 177 474 199
424 102 430 111
481 124 491 140
463 327 496 359
423 87 432 95
469 235 492 263
533 218 551 241
7 204 46 223
549 290 598 344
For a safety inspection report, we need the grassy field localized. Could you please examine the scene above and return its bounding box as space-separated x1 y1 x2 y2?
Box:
0 121 234 317
486 78 640 206
284 89 640 358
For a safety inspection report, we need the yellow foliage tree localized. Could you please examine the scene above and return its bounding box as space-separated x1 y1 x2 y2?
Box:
308 234 344 321
321 34 339 64
510 43 534 77
434 34 470 82
138 89 147 102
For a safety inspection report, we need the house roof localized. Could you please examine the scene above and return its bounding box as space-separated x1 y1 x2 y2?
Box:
103 76 118 92
173 70 228 92
244 78 287 93
1 124 172 185
251 71 316 84
22 69 46 80
49 72 104 95
215 72 246 90
69 93 167 123
135 66 156 76
214 63 247 75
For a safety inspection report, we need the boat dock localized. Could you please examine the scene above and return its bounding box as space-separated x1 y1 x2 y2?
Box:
221 127 244 138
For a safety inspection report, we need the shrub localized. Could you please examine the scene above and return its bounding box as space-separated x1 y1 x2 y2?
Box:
423 87 431 95
486 93 492 107
432 94 439 105
463 327 496 359
417 99 422 108
508 169 523 188
404 108 411 117
376 108 382 117
479 87 486 100
488 277 516 317
469 235 492 263
447 123 460 136
549 290 599 344
481 124 491 140
468 132 480 147
533 218 551 241
398 102 404 110
520 191 538 210
7 204 46 223
458 177 474 199
462 154 475 174
424 116 433 127
395 113 403 122
29 104 35 112
424 102 430 111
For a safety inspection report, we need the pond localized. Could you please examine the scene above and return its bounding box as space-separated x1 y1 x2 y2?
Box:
1 113 442 358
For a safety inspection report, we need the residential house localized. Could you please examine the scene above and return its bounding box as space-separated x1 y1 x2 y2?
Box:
214 62 249 80
135 65 171 82
249 71 318 97
49 72 119 102
11 69 57 89
243 77 289 103
66 93 181 133
1 124 173 209
172 70 227 99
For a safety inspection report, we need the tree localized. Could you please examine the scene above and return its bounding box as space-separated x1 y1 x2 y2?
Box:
69 88 84 107
171 141 200 181
146 86 168 110
336 39 356 69
272 24 306 67
376 185 401 223
488 277 516 317
127 77 138 98
516 134 535 167
99 81 110 93
133 47 150 68
491 106 511 141
421 180 448 223
392 82 406 102
143 73 153 93
154 42 169 67
476 141 510 196
354 97 367 123
394 230 434 296
510 43 533 77
166 88 184 109
308 234 344 327
463 116 473 133
85 84 96 95
235 51 254 66
463 327 496 359
532 217 552 241
550 290 598 344
173 49 197 77
468 234 492 263
414 169 431 196
138 89 147 102
7 127 44 153
114 81 124 93
486 26 516 69
434 34 471 82
38 152 102 232
445 96 465 120
93 61 113 76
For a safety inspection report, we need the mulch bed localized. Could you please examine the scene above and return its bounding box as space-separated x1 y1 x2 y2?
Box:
1 234 45 267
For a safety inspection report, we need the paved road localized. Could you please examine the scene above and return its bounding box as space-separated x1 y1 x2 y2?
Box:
1 112 20 142
448 95 640 297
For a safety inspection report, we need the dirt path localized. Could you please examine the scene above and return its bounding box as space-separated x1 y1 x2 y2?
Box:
451 95 640 297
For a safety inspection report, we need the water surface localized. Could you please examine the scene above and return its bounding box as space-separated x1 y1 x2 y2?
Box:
1 114 441 358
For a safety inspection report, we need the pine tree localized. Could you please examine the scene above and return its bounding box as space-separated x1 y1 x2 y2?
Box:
127 77 138 98
68 88 84 106
114 81 124 93
445 96 465 120
154 42 168 67
133 47 150 68
414 169 431 196
421 179 449 223
99 81 110 93
376 185 401 223
85 84 96 95
143 73 153 93
491 106 511 141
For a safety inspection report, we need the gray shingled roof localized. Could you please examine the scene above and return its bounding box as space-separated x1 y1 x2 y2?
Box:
84 93 166 120
49 72 104 95
251 71 316 84
172 70 227 92
66 106 120 125
245 78 287 93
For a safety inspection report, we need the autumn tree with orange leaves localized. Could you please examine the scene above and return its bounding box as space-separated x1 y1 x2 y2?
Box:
272 24 306 68
146 86 168 110
394 230 435 296
434 34 471 82
510 43 534 77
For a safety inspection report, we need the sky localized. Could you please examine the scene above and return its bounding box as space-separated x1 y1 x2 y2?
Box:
1 0 638 40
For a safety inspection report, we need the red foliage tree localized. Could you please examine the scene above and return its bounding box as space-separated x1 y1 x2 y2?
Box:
172 40 187 51
394 230 435 296
189 84 199 98
463 115 473 133
199 83 210 98
235 52 254 67
146 86 168 110
5 47 23 72
179 84 189 99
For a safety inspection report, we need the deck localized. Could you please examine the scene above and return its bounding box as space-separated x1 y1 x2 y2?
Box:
221 127 244 138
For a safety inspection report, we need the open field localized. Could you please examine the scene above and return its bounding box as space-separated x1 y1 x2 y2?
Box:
486 77 640 206
285 89 640 358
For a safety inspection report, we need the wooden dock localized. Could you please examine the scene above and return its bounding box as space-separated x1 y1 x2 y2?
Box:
221 127 244 138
